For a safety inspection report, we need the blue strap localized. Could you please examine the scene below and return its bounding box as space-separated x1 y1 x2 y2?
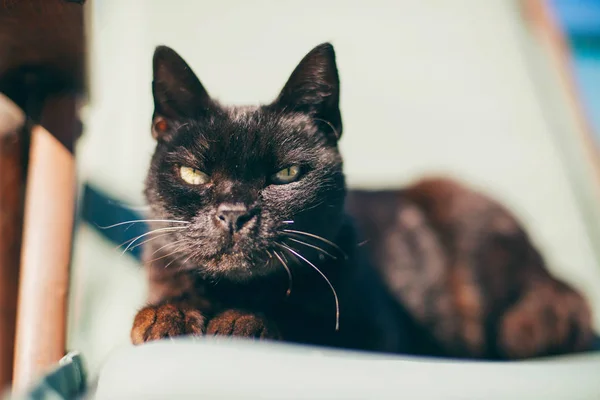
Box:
80 183 147 262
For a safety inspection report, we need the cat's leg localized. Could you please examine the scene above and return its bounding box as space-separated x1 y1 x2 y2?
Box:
348 188 483 357
131 302 206 345
498 278 593 359
405 177 595 359
206 309 281 339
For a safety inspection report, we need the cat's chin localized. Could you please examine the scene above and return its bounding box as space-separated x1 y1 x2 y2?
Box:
198 253 278 282
215 267 261 282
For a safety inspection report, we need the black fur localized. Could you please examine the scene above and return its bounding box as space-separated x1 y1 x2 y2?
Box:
146 43 346 281
133 43 594 359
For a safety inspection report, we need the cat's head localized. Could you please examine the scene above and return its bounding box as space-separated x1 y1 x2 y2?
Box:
145 43 346 281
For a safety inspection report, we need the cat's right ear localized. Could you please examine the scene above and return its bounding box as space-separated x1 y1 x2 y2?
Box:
151 45 211 140
273 43 342 140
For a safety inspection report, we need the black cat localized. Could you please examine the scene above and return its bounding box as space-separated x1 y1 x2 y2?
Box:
131 43 593 359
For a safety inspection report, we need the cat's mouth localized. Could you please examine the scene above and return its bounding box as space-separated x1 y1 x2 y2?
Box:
189 235 278 280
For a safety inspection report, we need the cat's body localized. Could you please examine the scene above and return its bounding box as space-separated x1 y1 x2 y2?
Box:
131 43 594 359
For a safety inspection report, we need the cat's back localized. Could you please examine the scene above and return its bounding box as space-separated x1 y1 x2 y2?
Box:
345 179 483 358
345 178 449 242
346 177 518 240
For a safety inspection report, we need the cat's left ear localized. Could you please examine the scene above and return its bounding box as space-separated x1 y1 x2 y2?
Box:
151 45 212 140
274 43 342 140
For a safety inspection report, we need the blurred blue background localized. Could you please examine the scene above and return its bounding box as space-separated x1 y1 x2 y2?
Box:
551 0 600 143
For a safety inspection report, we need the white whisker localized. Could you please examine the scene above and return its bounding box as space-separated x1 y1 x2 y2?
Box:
180 251 197 269
148 245 187 265
282 229 348 260
285 237 337 260
121 226 186 255
98 219 189 229
128 232 177 252
164 251 189 269
268 250 293 297
277 243 339 331
150 239 187 256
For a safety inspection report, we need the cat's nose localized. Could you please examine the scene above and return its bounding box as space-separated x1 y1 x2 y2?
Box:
216 203 256 232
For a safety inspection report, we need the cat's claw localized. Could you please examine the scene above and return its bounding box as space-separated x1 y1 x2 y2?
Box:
131 303 206 345
206 309 281 339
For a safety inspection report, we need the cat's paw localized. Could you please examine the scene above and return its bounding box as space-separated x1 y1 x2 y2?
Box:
206 310 280 339
498 282 593 359
131 303 206 345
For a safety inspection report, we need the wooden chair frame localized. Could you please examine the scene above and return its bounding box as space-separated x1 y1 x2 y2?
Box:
0 0 86 393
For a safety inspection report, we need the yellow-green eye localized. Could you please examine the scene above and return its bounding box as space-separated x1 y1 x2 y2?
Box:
179 166 209 185
273 165 301 184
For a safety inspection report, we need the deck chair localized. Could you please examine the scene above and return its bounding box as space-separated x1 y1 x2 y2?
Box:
2 0 600 399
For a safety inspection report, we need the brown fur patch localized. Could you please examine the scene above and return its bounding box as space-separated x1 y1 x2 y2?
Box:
498 281 593 359
207 310 281 339
131 302 206 345
356 177 595 359
450 264 485 356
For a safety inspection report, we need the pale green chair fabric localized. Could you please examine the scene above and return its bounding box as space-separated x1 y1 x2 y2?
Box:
93 338 600 400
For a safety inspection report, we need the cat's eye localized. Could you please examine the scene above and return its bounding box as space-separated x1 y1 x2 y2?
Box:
272 165 301 184
179 166 209 185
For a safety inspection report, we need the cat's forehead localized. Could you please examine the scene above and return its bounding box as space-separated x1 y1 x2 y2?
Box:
193 106 320 150
226 105 261 124
225 106 314 132
173 106 323 171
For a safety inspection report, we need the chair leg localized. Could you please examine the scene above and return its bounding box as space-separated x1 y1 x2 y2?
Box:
12 95 77 391
0 94 26 391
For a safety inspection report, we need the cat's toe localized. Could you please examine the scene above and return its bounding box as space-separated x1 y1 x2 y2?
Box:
131 303 206 345
206 309 280 339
